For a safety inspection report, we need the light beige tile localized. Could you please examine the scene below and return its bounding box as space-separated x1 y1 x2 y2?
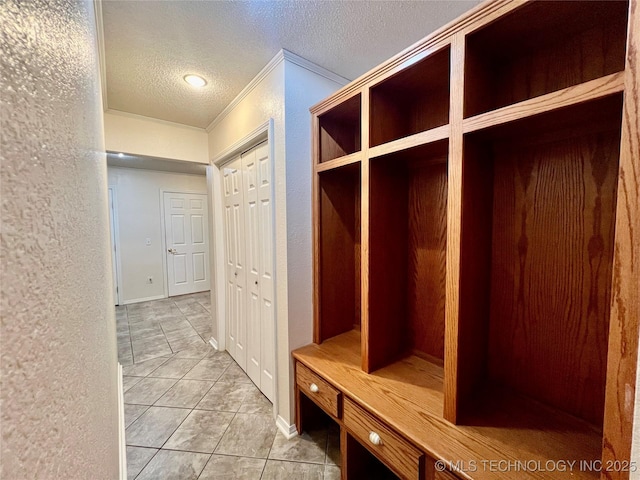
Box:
183 358 228 381
136 449 209 480
124 404 149 428
122 357 168 377
124 377 176 405
164 409 235 453
269 429 327 464
168 334 205 353
126 446 157 480
218 362 252 383
199 455 266 480
154 379 213 408
125 406 190 448
196 381 257 412
324 465 341 480
148 357 199 379
214 413 276 458
261 460 324 480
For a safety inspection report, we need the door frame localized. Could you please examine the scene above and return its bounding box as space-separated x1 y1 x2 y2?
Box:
209 118 278 415
159 188 209 299
108 187 123 306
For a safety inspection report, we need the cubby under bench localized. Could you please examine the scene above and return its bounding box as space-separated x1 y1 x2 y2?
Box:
293 330 602 480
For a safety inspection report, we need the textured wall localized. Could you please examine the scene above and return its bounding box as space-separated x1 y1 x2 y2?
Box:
208 56 344 426
104 111 209 164
0 0 120 478
107 167 207 304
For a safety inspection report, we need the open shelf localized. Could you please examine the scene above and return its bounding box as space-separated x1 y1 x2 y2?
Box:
456 94 623 431
316 164 361 344
367 140 448 372
370 47 450 147
319 94 362 163
464 0 629 118
294 331 601 480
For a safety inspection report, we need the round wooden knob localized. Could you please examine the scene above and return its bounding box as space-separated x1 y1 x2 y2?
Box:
369 431 382 446
309 383 319 393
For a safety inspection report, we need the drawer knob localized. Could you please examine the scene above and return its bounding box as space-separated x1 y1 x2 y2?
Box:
309 383 319 393
368 431 383 446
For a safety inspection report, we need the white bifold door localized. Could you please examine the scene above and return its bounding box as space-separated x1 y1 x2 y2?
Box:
164 192 211 297
222 142 275 402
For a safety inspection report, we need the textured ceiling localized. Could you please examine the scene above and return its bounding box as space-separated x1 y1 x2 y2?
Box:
102 0 481 129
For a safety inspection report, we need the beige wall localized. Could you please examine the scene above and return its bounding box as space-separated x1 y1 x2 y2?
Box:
108 167 207 304
105 110 209 164
0 0 120 478
208 54 345 428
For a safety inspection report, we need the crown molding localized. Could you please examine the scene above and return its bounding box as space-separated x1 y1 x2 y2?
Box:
282 49 350 86
93 0 108 112
205 49 350 133
205 50 286 133
105 109 207 133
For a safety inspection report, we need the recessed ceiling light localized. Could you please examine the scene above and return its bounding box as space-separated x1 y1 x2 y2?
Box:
118 152 124 158
184 74 207 88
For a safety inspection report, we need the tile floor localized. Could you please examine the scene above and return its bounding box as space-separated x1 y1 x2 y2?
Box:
117 293 340 480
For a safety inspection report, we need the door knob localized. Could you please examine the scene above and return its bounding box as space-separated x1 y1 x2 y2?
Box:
168 248 177 254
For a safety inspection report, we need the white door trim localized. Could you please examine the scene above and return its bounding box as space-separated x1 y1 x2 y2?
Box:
159 188 208 298
108 187 123 306
210 118 279 417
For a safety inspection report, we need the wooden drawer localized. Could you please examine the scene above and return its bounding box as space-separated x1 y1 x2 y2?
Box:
343 397 424 480
296 362 341 418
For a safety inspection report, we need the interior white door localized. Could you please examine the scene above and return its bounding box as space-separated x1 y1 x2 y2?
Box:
164 192 211 297
108 188 120 305
221 142 275 402
222 157 247 369
241 143 275 401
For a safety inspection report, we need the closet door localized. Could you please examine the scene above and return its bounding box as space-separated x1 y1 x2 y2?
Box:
241 142 275 402
222 156 247 370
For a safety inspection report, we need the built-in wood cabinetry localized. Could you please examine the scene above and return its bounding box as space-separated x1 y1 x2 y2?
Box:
294 1 639 479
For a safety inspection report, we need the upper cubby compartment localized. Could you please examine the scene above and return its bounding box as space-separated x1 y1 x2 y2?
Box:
318 94 362 163
464 0 629 118
316 163 361 344
370 47 450 147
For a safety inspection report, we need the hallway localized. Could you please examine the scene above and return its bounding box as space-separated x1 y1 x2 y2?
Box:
118 294 340 479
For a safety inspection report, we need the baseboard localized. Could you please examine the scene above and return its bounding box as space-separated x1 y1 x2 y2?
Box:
117 362 127 480
122 294 166 305
276 415 298 439
209 337 219 350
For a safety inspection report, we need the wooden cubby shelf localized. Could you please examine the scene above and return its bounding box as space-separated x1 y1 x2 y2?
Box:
367 140 448 373
464 0 629 118
301 1 638 479
456 94 623 431
370 46 450 147
315 163 361 347
318 93 362 163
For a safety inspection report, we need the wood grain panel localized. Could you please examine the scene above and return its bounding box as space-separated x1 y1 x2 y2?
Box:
293 332 602 480
488 129 621 426
602 1 640 477
455 136 493 420
370 47 450 147
343 397 424 480
444 32 467 423
368 142 448 371
296 362 342 418
319 166 361 341
407 163 448 359
367 156 409 372
319 94 362 163
465 1 628 118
